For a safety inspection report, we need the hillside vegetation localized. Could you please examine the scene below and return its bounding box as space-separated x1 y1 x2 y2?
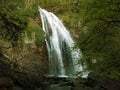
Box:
0 0 120 90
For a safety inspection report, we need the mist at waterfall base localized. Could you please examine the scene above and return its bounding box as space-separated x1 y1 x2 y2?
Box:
38 6 88 78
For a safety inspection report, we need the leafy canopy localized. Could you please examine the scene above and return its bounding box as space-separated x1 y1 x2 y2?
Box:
79 0 120 79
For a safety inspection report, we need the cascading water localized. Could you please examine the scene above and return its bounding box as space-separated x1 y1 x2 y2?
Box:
38 6 87 77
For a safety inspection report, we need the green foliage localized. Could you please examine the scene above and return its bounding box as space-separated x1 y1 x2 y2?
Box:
35 28 44 47
0 0 41 46
24 4 38 19
0 0 27 46
79 0 120 78
38 0 73 7
25 21 44 47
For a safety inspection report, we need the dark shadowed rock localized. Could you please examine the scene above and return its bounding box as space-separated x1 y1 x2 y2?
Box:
12 86 23 90
102 79 120 90
35 88 42 90
0 77 13 88
0 62 11 77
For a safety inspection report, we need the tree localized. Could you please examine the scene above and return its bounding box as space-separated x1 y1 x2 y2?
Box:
79 0 120 78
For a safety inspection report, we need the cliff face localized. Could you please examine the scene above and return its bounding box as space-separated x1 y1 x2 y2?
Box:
0 35 48 75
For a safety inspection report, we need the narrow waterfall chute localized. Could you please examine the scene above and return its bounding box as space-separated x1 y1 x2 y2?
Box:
38 6 88 77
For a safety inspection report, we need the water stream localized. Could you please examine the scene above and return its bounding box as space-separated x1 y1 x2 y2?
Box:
38 6 87 77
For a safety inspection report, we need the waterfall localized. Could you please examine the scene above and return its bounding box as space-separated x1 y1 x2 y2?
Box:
38 6 87 77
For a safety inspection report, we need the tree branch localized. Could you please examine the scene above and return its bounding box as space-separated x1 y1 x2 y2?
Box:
98 18 120 23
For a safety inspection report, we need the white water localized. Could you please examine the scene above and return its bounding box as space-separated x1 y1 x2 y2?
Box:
38 6 88 77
